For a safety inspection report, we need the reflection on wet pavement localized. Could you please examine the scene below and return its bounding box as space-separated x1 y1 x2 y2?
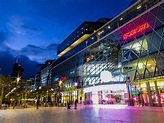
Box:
0 105 164 123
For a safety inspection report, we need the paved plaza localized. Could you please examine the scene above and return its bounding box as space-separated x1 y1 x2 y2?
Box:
0 105 164 123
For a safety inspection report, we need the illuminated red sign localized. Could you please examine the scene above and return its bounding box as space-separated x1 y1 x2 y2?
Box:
123 23 150 40
60 77 67 81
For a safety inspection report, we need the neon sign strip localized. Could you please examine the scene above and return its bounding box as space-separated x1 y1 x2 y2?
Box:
123 23 150 40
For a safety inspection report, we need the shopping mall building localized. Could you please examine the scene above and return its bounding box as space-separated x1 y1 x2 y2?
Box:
50 0 164 106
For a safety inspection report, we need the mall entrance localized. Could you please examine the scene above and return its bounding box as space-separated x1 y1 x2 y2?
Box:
83 84 128 105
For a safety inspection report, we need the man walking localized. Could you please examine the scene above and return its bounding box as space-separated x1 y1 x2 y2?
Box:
74 99 78 109
36 96 40 109
13 99 16 109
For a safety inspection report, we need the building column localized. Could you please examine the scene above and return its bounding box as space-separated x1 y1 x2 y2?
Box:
146 82 153 106
154 80 162 107
77 89 79 100
126 83 133 106
68 89 70 102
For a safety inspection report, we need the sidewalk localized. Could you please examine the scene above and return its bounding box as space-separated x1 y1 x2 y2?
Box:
2 104 164 113
76 104 164 112
0 105 35 110
1 104 164 123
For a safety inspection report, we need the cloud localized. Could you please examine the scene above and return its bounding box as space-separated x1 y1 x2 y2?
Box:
6 15 41 35
0 42 57 78
4 15 44 50
0 31 8 44
3 15 58 64
0 52 14 75
0 29 8 45
21 25 42 34
10 43 58 63
16 55 40 79
0 52 39 79
0 38 58 64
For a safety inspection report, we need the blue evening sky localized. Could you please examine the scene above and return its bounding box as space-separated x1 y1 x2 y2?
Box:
0 0 132 78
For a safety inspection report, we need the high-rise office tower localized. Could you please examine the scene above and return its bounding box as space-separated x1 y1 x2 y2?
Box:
11 59 24 82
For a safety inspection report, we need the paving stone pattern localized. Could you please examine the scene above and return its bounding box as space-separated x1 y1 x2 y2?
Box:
0 105 164 123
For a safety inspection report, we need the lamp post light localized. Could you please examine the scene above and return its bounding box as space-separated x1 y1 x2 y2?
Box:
51 88 54 91
58 80 63 106
16 77 21 84
59 80 62 86
74 82 78 101
74 82 78 87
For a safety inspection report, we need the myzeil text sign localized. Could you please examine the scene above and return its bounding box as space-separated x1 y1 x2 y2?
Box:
123 23 150 40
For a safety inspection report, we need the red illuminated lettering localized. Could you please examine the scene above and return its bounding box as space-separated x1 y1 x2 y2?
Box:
123 23 150 40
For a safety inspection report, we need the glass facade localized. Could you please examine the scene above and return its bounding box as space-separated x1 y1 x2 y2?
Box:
51 0 164 106
57 21 106 57
116 1 164 106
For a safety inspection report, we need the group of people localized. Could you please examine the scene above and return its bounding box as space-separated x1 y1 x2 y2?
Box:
34 96 40 109
67 99 78 109
1 98 78 110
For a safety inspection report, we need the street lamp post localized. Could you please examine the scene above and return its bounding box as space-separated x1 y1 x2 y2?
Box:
74 82 78 100
58 80 62 106
17 77 20 84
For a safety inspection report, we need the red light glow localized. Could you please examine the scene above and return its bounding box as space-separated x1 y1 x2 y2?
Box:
60 77 67 81
123 23 150 40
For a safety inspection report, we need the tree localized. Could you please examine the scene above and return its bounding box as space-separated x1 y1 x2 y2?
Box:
12 79 33 104
0 75 12 104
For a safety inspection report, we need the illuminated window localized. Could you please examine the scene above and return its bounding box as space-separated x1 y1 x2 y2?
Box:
86 56 91 62
138 63 143 69
137 5 141 9
97 32 101 35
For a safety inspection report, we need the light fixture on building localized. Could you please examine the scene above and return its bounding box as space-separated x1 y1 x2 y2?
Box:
138 63 143 69
118 63 122 68
74 82 78 87
137 5 141 9
120 17 123 21
107 26 111 29
97 32 101 35
59 80 62 86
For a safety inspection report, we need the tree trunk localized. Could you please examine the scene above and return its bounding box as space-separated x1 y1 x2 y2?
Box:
0 86 4 104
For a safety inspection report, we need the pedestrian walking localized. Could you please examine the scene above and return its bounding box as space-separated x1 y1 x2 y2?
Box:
36 96 40 109
74 99 78 109
13 99 16 109
36 99 40 109
67 101 71 109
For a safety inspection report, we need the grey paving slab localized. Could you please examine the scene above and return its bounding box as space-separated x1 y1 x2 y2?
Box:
0 105 164 123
